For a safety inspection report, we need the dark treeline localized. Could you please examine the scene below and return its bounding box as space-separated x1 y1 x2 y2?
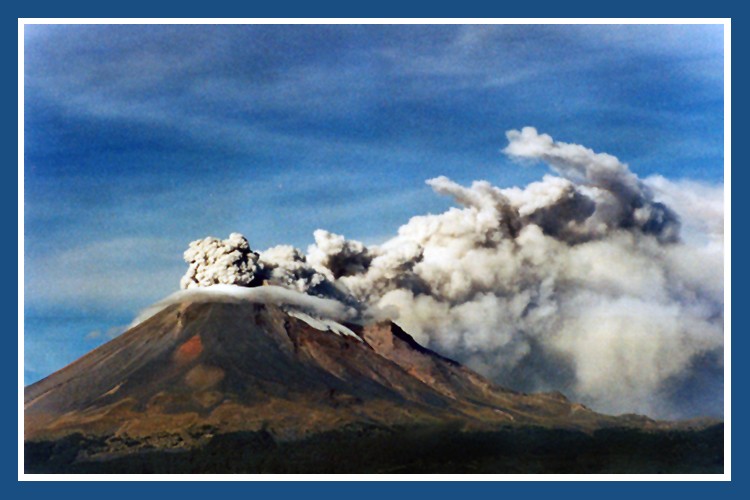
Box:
26 423 723 474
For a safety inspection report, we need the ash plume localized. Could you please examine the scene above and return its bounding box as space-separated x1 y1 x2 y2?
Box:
180 233 262 289
176 127 724 419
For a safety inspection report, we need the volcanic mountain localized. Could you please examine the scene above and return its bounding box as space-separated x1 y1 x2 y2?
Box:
24 290 723 473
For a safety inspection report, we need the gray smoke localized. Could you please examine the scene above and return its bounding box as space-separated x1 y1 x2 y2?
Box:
180 233 261 289
177 127 723 419
503 127 681 243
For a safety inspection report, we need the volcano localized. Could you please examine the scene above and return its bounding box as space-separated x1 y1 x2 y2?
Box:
24 290 723 473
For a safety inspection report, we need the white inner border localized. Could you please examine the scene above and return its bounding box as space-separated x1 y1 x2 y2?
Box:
18 17 732 482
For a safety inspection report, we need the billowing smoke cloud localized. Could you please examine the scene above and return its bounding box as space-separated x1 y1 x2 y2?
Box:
176 127 723 419
307 229 374 279
644 175 724 247
503 127 681 243
180 233 261 289
179 233 359 308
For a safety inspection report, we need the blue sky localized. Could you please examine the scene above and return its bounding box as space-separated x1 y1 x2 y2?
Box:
23 24 724 384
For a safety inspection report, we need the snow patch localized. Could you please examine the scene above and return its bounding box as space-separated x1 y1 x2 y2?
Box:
287 309 362 342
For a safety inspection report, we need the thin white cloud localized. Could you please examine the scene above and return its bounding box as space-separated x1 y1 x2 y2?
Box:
131 284 356 327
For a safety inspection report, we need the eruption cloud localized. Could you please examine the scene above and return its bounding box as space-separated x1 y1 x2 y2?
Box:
180 233 261 289
177 127 724 419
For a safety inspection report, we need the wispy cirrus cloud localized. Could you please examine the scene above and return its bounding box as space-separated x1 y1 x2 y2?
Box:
23 24 724 389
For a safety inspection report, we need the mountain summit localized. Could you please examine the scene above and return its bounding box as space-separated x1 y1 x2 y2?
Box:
25 294 612 439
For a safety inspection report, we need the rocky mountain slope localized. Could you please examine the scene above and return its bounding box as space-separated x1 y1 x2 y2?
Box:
24 298 722 473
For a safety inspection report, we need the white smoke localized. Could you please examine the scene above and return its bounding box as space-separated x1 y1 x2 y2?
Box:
644 175 724 247
133 284 357 327
175 127 724 419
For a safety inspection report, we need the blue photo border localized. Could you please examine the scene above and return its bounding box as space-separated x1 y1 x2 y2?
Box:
7 0 743 496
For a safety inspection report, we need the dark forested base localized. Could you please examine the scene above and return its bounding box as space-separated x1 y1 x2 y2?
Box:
25 423 724 474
